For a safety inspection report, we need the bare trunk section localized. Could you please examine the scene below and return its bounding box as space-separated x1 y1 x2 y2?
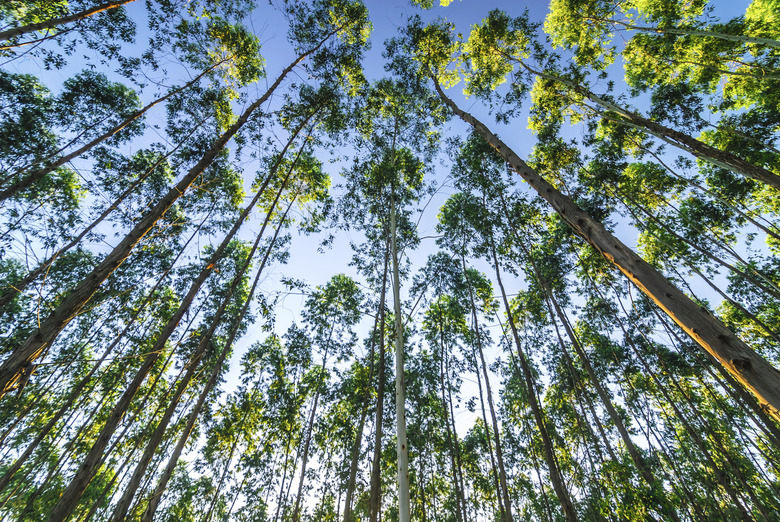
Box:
0 117 207 312
460 256 513 521
140 192 296 522
436 315 465 522
0 0 138 43
433 78 780 422
107 163 296 521
602 17 780 50
369 242 389 522
43 134 303 521
490 243 578 522
343 313 379 522
390 191 411 522
518 63 780 191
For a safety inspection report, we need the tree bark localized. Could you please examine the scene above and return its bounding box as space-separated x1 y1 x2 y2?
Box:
0 0 138 43
461 256 513 522
369 242 389 522
0 116 207 312
390 193 411 522
433 77 780 422
603 17 780 50
140 193 296 522
490 244 578 522
343 315 378 522
43 141 299 521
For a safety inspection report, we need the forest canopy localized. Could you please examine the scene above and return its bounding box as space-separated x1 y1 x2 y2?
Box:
0 0 779 520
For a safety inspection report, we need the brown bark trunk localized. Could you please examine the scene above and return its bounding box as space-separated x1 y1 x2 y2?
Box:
433 77 780 422
437 316 465 522
461 256 513 521
369 242 390 522
343 315 378 522
140 194 296 522
44 144 299 521
0 0 138 43
490 243 578 522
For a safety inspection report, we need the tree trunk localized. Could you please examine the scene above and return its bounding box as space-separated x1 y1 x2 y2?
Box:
0 62 220 202
390 191 411 522
343 315 378 522
437 316 465 522
0 0 138 43
461 256 513 521
518 63 780 191
490 244 578 522
44 147 299 521
140 195 296 522
0 116 207 312
369 242 390 522
603 17 780 50
433 78 780 422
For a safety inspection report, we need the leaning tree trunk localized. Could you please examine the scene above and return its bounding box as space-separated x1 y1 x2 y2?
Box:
0 0 138 43
106 164 297 522
518 62 780 191
433 77 780 422
461 255 513 522
491 243 578 522
0 36 331 398
44 145 299 521
0 61 221 202
603 17 780 50
140 194 296 522
0 116 207 312
343 315 378 522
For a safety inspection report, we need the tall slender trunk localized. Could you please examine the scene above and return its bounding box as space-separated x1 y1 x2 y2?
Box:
433 77 780 422
0 0 138 43
106 130 304 522
343 315 378 522
443 335 469 520
291 386 323 522
516 63 780 191
460 256 513 521
390 190 411 522
0 208 204 494
490 243 577 522
0 64 221 202
369 242 390 522
0 38 330 398
44 147 298 521
140 193 296 522
436 315 465 522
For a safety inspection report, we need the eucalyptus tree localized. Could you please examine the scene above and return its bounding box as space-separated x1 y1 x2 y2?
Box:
0 15 264 203
0 0 371 398
341 68 443 520
462 10 780 192
405 18 780 423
